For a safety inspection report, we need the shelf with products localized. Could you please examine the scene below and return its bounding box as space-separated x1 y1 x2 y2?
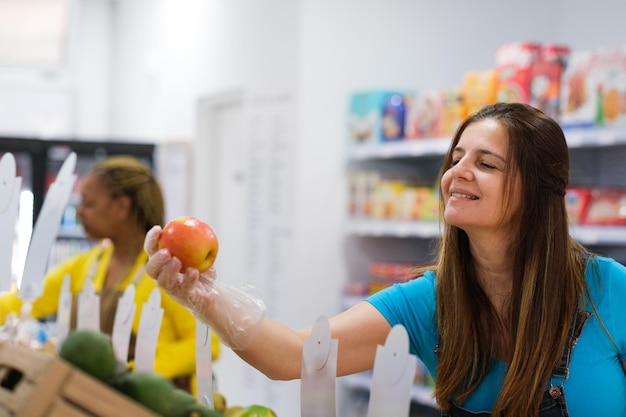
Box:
345 219 441 238
346 125 626 248
345 220 626 246
347 126 626 159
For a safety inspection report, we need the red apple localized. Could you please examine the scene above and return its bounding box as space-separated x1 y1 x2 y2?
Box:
158 216 219 272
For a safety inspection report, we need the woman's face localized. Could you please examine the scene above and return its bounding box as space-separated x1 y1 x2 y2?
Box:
440 119 520 235
76 174 120 240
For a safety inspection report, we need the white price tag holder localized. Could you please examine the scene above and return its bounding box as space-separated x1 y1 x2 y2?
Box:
196 320 214 409
134 288 163 373
55 274 72 343
112 284 137 364
77 279 100 332
367 325 416 417
20 152 77 300
0 152 21 292
301 315 338 417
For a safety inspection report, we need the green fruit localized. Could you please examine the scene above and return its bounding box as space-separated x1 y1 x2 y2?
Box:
213 391 227 412
172 388 199 408
113 371 195 417
233 405 277 417
58 329 117 381
224 406 244 417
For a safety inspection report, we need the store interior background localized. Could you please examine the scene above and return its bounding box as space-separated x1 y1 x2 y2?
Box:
2 0 626 415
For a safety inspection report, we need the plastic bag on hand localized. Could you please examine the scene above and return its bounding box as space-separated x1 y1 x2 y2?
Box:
144 226 266 350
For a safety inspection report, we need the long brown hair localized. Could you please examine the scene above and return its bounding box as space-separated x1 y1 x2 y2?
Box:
426 103 588 416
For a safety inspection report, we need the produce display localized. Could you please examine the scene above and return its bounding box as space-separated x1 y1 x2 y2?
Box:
57 329 277 417
158 216 220 272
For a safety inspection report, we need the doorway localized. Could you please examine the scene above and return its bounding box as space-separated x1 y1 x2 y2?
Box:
194 90 269 407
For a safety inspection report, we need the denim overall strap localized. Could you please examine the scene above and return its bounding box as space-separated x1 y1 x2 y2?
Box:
539 310 591 417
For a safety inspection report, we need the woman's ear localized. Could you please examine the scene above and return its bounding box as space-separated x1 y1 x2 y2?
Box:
114 194 133 220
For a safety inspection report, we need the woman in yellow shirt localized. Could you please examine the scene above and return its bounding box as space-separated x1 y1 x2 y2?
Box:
0 155 218 393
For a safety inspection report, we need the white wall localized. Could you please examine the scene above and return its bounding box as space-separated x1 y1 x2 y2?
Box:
2 1 626 415
0 0 112 139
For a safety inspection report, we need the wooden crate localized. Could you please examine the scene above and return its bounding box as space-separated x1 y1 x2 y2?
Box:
0 342 158 417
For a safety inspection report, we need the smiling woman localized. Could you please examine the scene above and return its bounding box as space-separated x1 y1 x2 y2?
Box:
144 102 626 417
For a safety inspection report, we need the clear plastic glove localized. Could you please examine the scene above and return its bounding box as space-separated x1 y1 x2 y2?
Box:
144 225 266 350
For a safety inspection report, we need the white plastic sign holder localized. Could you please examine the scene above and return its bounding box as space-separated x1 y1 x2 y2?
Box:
55 274 72 343
196 321 214 409
0 152 21 292
20 152 77 301
367 324 416 417
134 288 163 373
301 315 338 417
76 279 100 331
111 284 137 364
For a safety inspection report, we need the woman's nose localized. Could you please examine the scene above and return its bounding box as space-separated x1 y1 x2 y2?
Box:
450 158 473 181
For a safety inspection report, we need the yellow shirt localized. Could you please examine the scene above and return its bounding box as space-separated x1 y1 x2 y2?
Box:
0 243 219 387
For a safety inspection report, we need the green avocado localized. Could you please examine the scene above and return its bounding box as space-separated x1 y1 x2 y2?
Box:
58 329 117 382
112 371 199 417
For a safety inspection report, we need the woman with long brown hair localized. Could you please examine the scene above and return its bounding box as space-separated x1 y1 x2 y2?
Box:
145 103 626 416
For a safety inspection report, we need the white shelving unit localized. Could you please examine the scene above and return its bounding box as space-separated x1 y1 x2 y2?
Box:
345 126 626 245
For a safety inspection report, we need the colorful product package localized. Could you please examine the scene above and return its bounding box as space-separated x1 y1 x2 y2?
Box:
494 42 542 105
404 90 443 139
594 45 626 127
462 69 498 116
371 178 406 219
529 44 570 120
348 170 380 218
348 90 388 143
381 92 412 141
368 261 420 294
559 49 597 128
565 187 593 225
438 87 466 137
399 186 438 221
348 90 413 143
560 46 626 128
583 188 626 225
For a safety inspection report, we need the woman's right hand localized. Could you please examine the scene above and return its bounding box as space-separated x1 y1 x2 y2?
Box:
144 225 217 312
144 225 266 350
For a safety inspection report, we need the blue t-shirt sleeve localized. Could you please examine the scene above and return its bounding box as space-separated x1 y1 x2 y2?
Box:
366 271 439 374
601 258 626 361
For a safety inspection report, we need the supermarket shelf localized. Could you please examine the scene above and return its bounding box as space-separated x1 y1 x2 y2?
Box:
340 372 437 408
346 219 441 238
347 219 626 246
347 138 450 160
569 225 626 245
563 126 626 148
346 126 626 161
